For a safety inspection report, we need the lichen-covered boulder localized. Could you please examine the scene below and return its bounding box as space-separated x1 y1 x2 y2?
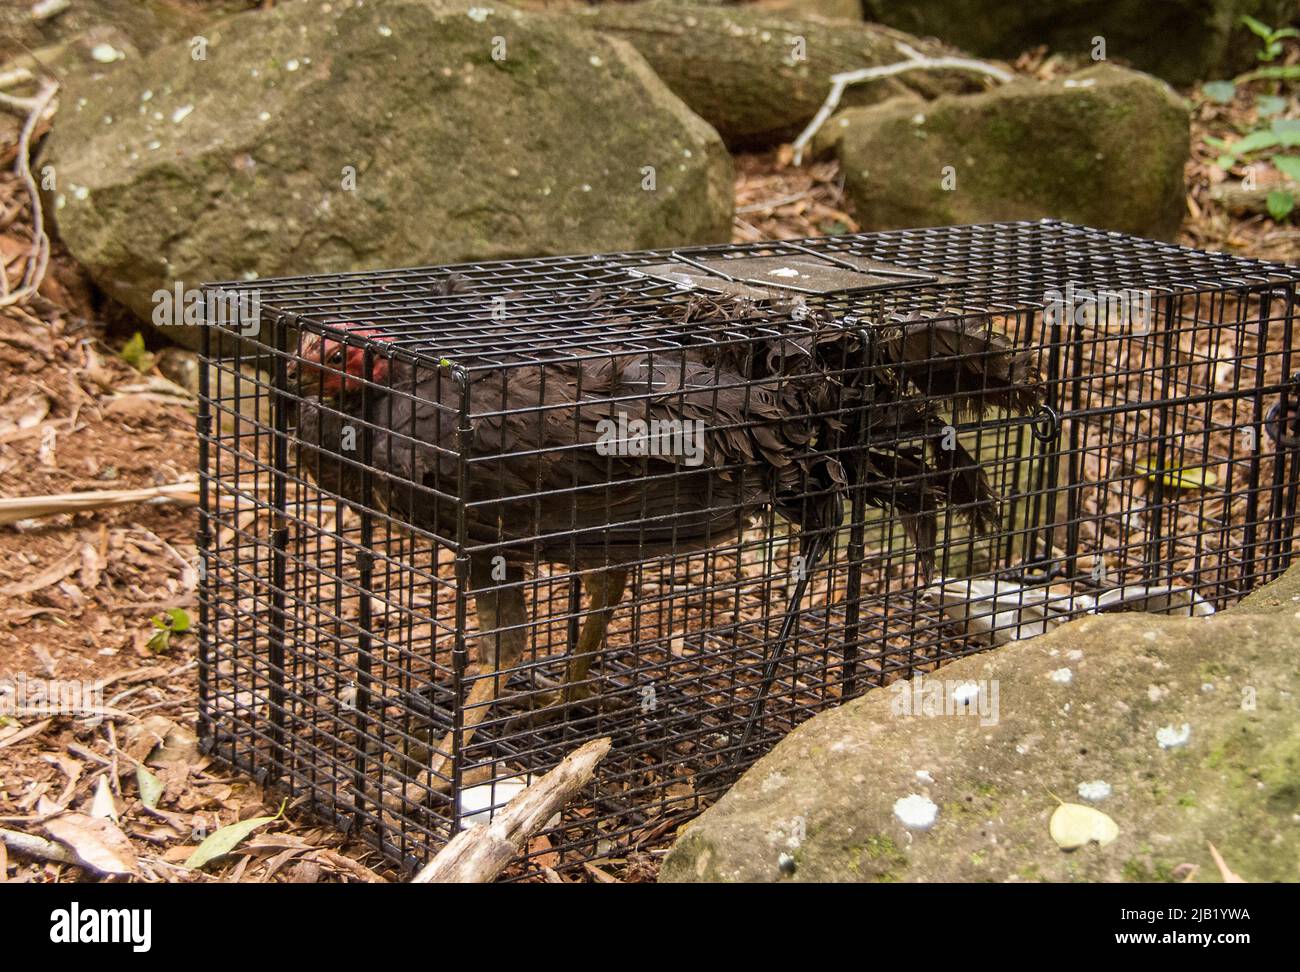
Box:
815 65 1189 240
661 564 1300 882
41 0 732 348
861 0 1298 87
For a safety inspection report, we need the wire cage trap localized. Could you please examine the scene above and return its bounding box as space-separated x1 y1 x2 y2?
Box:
197 219 1300 877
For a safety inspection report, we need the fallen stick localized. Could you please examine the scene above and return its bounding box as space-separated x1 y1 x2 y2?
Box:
411 737 612 884
791 41 1014 165
0 481 200 526
0 827 79 866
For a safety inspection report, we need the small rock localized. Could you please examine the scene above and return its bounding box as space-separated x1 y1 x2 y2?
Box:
1156 723 1192 749
1049 667 1073 685
893 794 939 831
1077 780 1112 802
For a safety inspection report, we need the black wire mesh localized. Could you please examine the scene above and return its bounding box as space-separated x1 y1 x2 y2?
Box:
196 219 1300 877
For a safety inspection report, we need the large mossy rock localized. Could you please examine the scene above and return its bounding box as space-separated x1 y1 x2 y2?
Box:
661 564 1300 882
41 0 733 348
861 0 1298 87
815 65 1189 240
574 1 986 148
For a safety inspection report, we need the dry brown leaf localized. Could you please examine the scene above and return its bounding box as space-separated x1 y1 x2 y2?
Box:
0 718 52 750
89 775 119 821
43 812 139 878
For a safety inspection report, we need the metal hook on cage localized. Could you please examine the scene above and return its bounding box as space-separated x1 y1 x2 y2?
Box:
1030 403 1060 444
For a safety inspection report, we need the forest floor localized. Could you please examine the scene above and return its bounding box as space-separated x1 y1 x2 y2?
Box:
0 51 1296 883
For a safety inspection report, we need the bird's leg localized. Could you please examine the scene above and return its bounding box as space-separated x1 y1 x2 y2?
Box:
520 567 628 720
425 557 528 791
560 567 628 705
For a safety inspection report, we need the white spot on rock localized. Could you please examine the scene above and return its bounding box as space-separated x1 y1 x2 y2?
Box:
915 769 934 784
377 24 393 37
171 104 193 124
893 794 939 831
91 44 125 64
1156 723 1192 749
467 6 493 22
1049 667 1073 685
1077 780 1112 802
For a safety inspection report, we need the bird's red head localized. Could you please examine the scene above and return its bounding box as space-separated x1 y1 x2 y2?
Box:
293 327 391 399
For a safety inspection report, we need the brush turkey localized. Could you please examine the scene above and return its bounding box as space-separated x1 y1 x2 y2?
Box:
287 276 1044 785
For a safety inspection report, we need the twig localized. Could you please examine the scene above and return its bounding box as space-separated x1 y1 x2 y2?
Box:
0 827 78 866
0 479 200 526
791 41 1014 165
0 78 58 309
735 187 815 215
411 737 612 884
0 68 35 91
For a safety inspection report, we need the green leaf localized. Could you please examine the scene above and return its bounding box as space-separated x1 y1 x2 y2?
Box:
1202 134 1230 149
1274 155 1300 181
1050 802 1119 850
1233 129 1282 154
1201 80 1236 104
1267 189 1295 221
1216 154 1237 170
1256 94 1287 117
120 332 155 373
150 608 190 633
183 812 280 870
1135 460 1219 490
145 629 171 654
1240 13 1274 40
136 765 164 810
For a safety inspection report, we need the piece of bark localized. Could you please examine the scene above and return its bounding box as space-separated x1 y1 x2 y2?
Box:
572 1 984 147
412 738 612 884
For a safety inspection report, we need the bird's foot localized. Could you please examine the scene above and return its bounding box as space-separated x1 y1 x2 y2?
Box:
503 681 605 733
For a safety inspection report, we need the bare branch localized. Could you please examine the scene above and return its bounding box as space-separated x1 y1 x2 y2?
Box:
0 78 58 310
791 42 1014 165
412 737 611 884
